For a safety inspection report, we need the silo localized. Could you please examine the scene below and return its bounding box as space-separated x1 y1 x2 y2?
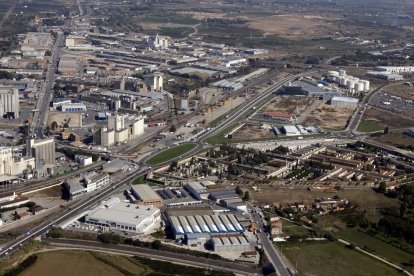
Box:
339 69 346 76
339 76 347 86
362 80 370 91
356 82 364 92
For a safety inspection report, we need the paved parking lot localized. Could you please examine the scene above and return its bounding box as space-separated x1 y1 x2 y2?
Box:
370 92 414 118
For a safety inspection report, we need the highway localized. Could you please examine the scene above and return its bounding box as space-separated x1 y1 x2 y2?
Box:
44 239 260 275
247 202 293 276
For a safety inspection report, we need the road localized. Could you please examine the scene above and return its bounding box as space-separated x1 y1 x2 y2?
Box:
246 202 293 276
44 239 260 275
31 32 64 139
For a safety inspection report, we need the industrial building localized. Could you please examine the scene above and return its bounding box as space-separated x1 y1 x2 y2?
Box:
282 125 301 136
330 96 359 108
84 197 161 234
0 87 19 118
185 182 209 200
212 236 251 252
74 155 93 166
65 172 109 199
0 146 35 176
168 213 244 240
60 103 87 112
131 184 163 207
26 138 55 169
155 187 202 207
327 70 370 93
95 114 145 147
375 66 414 74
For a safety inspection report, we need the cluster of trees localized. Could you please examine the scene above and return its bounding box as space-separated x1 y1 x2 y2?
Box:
268 145 289 155
98 232 123 244
236 151 270 166
375 183 414 243
0 70 22 80
203 18 248 25
47 227 64 238
4 255 38 276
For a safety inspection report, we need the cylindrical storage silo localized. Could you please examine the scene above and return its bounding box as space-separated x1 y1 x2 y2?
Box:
363 80 370 91
356 82 364 92
339 69 346 76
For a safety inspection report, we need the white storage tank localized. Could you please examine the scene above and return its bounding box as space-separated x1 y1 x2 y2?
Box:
362 80 370 91
339 76 347 85
355 82 365 92
339 69 346 76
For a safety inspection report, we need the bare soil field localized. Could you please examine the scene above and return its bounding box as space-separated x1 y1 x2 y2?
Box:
263 96 315 114
302 102 355 130
248 14 339 38
232 124 274 140
384 84 414 101
360 107 414 129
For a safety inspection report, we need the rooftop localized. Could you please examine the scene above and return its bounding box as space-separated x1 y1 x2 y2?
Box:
132 184 162 201
86 197 159 228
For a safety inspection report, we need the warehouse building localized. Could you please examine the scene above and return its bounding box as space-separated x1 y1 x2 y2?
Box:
330 96 359 108
131 184 163 207
155 187 202 207
282 125 301 136
168 213 244 240
185 182 209 200
212 236 251 252
60 103 87 112
84 197 161 234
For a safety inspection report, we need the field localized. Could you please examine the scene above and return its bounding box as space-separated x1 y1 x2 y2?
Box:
282 241 401 276
21 251 125 276
370 132 414 148
248 14 339 39
337 229 414 273
146 143 197 165
263 96 316 115
302 102 355 130
358 107 414 132
232 124 274 140
252 188 399 213
14 250 231 276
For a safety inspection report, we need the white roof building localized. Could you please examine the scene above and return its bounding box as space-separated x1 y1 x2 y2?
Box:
85 197 161 234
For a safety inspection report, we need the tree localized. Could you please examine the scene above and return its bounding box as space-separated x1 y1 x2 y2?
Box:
51 121 59 130
243 191 250 201
48 227 64 238
400 203 407 218
169 125 177 133
384 126 389 135
151 240 162 249
98 232 122 244
378 181 387 193
235 186 243 196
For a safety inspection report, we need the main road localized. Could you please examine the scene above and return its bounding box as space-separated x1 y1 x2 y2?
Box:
31 31 64 139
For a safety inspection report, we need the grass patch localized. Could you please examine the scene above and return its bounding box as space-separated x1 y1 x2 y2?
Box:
337 228 414 272
357 120 384 132
133 175 146 185
281 220 312 237
283 241 401 276
146 143 197 165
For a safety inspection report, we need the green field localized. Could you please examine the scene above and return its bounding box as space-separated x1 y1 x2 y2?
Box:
337 229 414 273
357 120 385 132
146 143 197 165
283 241 402 276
